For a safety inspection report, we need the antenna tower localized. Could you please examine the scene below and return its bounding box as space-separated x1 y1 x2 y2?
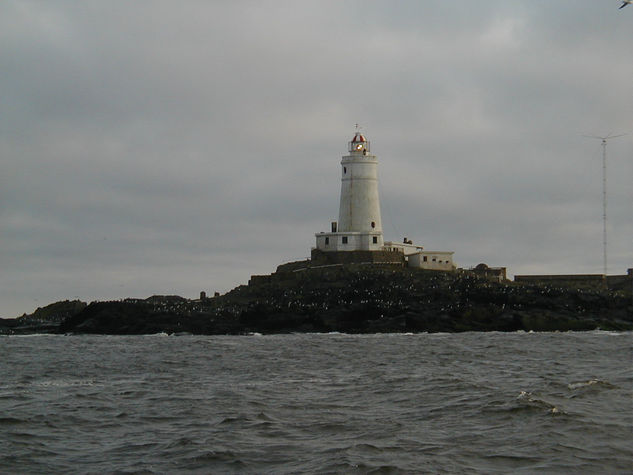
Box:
583 133 626 276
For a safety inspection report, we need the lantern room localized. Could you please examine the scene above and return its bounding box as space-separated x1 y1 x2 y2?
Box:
348 132 370 153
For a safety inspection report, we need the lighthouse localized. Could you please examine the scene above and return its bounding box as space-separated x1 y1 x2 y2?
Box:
314 130 386 254
312 129 456 270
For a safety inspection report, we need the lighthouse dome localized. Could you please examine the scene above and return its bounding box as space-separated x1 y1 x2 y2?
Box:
351 132 367 143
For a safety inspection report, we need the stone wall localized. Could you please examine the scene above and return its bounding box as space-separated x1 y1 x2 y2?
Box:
514 274 606 291
606 271 633 293
310 248 404 266
249 254 406 287
275 260 312 274
248 275 274 286
513 270 632 292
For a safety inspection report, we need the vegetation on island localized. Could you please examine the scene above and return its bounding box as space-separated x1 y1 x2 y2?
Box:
1 266 631 335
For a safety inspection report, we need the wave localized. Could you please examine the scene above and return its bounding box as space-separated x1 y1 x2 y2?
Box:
33 378 99 388
516 391 566 415
0 416 24 425
3 333 65 338
567 379 617 390
589 329 630 336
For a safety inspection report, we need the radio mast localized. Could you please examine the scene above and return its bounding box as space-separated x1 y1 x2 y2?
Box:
583 133 626 276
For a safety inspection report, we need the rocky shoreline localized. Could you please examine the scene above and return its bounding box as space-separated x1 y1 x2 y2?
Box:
2 267 631 335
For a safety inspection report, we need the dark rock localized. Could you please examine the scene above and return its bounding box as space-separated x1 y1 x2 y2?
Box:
9 266 633 335
1 300 87 335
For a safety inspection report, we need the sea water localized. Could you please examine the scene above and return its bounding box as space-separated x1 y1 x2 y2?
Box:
1 332 631 474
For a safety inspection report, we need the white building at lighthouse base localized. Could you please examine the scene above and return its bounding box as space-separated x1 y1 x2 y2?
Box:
315 230 384 252
383 240 455 271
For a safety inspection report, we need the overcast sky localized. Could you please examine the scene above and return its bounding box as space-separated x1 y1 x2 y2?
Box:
1 1 631 317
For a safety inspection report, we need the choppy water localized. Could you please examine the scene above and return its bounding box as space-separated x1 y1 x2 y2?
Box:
1 332 631 474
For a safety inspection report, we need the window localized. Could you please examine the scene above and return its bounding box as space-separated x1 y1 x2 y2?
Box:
325 237 329 245
342 236 348 244
371 221 375 228
372 236 378 244
423 256 428 262
343 167 347 174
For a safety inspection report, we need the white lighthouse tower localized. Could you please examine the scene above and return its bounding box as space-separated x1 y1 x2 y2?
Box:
338 131 383 238
314 130 385 253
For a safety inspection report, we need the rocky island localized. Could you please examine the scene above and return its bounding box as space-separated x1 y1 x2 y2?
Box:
2 265 631 335
4 132 630 336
